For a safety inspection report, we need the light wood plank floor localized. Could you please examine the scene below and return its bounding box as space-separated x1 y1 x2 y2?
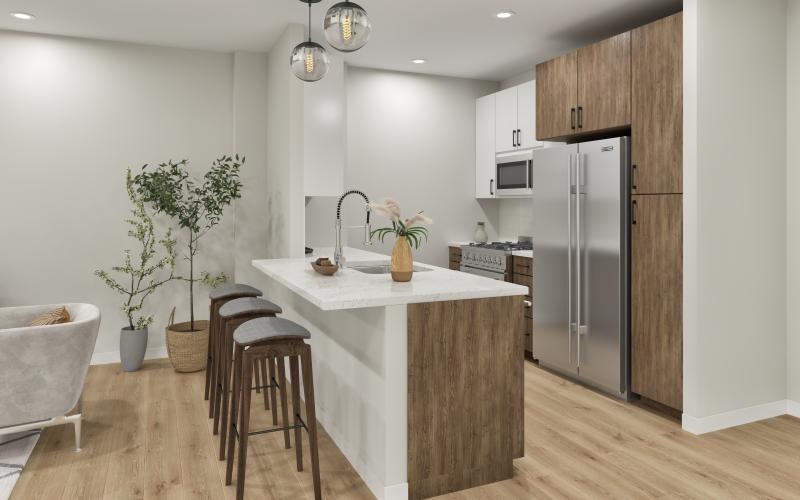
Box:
13 359 800 499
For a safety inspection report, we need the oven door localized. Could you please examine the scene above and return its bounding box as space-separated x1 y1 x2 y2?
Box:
495 151 532 196
460 265 507 281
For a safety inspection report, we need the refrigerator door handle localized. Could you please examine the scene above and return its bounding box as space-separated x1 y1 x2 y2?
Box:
576 152 583 367
567 153 575 365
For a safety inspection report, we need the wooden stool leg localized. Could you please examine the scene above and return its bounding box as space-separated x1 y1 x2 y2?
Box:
226 344 244 485
260 358 270 410
268 357 279 425
301 348 322 500
208 308 218 416
236 352 254 500
254 357 262 393
289 355 303 472
205 302 214 401
212 318 227 434
276 356 291 449
219 322 234 460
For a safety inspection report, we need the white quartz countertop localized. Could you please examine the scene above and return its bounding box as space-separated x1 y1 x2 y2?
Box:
252 247 527 311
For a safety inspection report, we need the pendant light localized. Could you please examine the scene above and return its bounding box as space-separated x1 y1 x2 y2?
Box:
324 1 372 52
290 0 329 82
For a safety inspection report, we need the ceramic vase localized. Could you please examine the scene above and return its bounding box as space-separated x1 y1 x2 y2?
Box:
474 221 488 243
391 237 413 282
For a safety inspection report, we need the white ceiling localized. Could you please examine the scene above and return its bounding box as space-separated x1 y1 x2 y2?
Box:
0 0 682 81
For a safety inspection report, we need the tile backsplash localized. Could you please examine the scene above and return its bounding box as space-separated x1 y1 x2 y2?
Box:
498 198 533 241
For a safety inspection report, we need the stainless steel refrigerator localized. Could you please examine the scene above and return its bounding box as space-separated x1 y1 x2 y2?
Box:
532 136 629 398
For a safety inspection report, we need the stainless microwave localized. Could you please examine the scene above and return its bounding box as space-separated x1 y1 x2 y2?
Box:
495 150 533 196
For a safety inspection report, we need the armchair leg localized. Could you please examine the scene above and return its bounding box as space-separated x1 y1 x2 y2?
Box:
73 416 82 452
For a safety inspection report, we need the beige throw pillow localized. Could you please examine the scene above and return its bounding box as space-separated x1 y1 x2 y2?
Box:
28 306 71 326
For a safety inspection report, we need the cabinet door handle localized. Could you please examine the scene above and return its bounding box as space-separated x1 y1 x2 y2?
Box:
631 164 638 191
577 106 583 129
517 128 522 147
571 108 576 130
490 179 494 196
512 130 516 148
631 200 638 225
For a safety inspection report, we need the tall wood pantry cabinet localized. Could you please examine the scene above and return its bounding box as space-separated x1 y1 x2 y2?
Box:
630 12 683 411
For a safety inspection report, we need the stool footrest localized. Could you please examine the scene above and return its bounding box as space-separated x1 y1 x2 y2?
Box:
218 382 280 393
233 415 308 440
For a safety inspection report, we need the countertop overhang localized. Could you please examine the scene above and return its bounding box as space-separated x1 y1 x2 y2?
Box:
252 247 528 311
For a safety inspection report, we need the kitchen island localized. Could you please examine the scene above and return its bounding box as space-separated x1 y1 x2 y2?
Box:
252 248 527 500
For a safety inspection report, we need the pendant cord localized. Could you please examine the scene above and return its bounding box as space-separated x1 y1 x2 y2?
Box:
307 1 312 42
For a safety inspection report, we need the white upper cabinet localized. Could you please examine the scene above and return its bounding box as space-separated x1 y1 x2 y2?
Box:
495 87 519 153
475 80 543 199
476 94 496 198
516 81 540 150
493 81 542 154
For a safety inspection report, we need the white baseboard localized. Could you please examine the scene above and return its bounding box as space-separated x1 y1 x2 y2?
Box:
90 346 168 365
788 400 800 418
682 399 791 435
384 483 409 500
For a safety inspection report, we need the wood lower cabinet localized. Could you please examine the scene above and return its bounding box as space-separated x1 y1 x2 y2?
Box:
632 12 683 194
631 194 683 411
511 256 533 357
577 32 631 134
536 51 578 140
448 246 462 270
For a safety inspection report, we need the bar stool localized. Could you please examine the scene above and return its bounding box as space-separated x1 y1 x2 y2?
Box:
225 317 321 500
215 297 284 461
207 284 262 415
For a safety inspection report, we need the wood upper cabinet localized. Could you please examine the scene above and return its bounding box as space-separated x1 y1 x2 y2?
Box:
577 32 631 133
536 51 578 140
632 12 683 194
631 194 683 411
537 32 630 140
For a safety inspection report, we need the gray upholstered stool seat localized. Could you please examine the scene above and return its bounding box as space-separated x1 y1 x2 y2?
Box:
209 283 263 301
235 317 311 346
219 297 282 318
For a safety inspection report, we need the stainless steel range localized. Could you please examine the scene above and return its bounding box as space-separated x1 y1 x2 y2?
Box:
460 239 533 280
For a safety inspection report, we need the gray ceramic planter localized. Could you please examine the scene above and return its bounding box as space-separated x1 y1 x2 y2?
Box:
120 327 148 372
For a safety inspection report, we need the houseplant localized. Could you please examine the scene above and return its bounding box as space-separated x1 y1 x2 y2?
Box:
132 155 243 372
95 169 177 372
369 198 433 282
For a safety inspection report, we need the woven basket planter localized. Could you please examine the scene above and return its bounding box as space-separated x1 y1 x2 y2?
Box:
165 308 208 373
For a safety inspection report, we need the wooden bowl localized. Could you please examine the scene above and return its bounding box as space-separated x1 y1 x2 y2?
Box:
311 261 339 276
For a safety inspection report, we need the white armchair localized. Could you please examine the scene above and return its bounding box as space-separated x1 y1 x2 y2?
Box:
0 303 100 451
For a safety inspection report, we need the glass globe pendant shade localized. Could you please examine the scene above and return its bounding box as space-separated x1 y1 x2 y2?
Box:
324 1 372 52
290 41 329 82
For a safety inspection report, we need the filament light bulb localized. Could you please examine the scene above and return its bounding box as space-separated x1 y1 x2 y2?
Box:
341 15 352 41
305 50 314 73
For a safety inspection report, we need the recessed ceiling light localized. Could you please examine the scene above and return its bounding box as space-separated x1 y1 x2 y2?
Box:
496 11 515 19
411 59 427 64
9 11 35 20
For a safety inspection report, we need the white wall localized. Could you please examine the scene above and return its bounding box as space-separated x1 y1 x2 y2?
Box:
0 30 239 359
305 67 500 267
498 198 534 240
683 0 788 424
787 1 800 405
264 24 306 260
232 52 270 287
500 69 536 90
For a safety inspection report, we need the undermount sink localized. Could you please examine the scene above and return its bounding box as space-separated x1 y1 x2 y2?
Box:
349 262 432 274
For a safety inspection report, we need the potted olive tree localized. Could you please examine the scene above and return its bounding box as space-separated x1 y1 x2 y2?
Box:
132 155 243 372
96 169 177 372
